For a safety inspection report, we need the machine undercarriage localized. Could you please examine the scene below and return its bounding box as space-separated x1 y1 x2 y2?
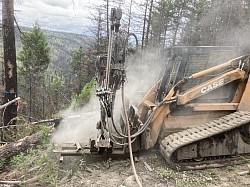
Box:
160 111 250 170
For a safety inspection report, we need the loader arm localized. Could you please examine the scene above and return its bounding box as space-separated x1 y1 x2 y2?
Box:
142 55 250 149
176 68 245 105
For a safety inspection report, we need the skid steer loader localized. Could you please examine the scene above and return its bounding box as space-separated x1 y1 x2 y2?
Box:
54 9 250 170
55 45 250 170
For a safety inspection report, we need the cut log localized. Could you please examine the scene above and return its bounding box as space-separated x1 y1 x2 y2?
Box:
0 132 43 159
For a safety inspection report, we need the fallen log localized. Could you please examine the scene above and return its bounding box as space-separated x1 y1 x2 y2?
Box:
0 132 43 160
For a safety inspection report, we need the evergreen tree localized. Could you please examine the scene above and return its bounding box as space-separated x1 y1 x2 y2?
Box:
18 23 50 120
180 0 250 46
71 46 93 94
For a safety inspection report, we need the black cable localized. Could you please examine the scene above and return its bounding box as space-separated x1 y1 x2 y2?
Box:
99 97 137 145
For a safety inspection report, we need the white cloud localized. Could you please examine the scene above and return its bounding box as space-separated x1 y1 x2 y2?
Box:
42 0 72 9
13 0 144 34
14 0 92 33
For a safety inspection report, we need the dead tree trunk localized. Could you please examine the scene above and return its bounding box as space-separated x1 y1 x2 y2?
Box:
145 0 153 47
127 0 133 34
106 0 109 40
141 0 149 49
2 0 18 126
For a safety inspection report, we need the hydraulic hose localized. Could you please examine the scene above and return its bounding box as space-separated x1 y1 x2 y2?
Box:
121 80 142 187
107 97 174 139
100 98 137 146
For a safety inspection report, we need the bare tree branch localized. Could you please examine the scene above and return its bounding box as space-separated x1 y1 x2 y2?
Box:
0 97 20 110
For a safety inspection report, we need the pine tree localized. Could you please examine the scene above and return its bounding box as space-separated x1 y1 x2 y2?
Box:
71 46 90 94
18 23 50 120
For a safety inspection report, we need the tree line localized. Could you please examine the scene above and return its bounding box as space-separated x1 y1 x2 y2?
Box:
2 0 250 123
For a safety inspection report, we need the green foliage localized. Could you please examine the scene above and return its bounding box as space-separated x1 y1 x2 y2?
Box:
71 46 84 71
50 74 64 89
18 22 50 74
150 0 213 46
79 78 96 100
0 120 40 142
155 167 176 180
79 157 86 169
72 78 96 106
39 124 51 145
17 22 51 120
102 157 112 168
155 166 216 186
14 26 94 118
240 155 250 163
70 46 95 95
152 153 158 161
10 148 59 186
7 127 58 186
15 25 95 119
0 158 6 171
119 159 130 167
10 152 26 167
35 152 59 185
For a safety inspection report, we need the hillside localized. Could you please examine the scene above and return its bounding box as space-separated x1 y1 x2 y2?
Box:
13 27 94 73
0 26 94 73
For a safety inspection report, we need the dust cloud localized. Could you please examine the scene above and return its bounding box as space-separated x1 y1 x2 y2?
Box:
113 47 164 123
52 47 165 144
51 94 99 144
122 47 164 104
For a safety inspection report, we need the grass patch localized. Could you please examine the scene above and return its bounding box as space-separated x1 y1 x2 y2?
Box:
155 166 217 186
1 120 59 186
0 158 6 171
35 149 59 185
240 155 250 163
10 152 27 167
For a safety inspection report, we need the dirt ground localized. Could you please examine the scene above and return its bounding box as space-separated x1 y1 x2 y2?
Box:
0 146 250 187
58 150 250 187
